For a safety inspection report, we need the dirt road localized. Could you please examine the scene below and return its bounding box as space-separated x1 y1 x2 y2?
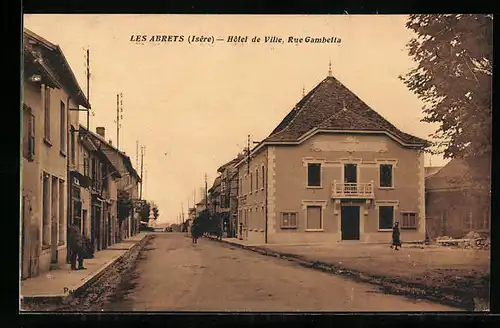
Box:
104 233 461 312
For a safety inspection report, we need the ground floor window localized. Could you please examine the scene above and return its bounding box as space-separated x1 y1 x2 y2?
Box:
378 206 394 230
306 206 322 230
401 212 417 230
42 173 50 246
58 179 65 243
280 212 298 229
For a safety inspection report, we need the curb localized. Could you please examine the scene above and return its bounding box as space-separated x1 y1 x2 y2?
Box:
206 236 479 311
71 235 150 299
21 235 151 307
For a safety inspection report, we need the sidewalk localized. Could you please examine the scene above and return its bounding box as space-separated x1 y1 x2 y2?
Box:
207 236 490 311
21 233 149 306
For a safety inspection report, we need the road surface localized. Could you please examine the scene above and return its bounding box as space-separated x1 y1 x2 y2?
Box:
104 233 461 312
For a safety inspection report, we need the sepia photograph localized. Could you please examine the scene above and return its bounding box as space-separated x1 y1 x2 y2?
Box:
20 14 491 313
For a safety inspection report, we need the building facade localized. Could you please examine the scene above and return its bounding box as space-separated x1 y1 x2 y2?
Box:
425 156 491 240
21 28 90 278
236 75 429 245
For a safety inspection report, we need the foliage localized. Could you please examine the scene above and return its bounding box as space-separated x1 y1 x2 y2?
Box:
152 202 159 220
192 210 221 236
117 190 132 221
399 14 492 160
138 201 151 223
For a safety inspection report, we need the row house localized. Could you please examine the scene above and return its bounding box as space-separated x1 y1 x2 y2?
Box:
425 156 491 240
235 74 430 245
213 156 242 238
21 28 91 279
75 126 122 252
82 126 142 243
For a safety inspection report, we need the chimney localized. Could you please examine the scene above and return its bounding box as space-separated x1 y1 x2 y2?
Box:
96 127 105 139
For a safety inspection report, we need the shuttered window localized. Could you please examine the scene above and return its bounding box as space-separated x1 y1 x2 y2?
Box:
306 206 322 230
281 212 297 229
401 212 417 230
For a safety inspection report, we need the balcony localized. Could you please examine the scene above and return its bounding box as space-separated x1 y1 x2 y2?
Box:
332 181 374 199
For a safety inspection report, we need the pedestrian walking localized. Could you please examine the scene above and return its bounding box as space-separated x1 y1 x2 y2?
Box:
391 221 402 250
68 223 87 270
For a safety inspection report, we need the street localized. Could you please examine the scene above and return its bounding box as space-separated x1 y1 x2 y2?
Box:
103 233 460 312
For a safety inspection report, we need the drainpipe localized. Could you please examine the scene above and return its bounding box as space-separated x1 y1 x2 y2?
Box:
66 96 71 264
265 155 268 244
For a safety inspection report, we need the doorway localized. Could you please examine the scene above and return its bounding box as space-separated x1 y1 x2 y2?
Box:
51 177 58 264
21 196 30 279
341 206 360 240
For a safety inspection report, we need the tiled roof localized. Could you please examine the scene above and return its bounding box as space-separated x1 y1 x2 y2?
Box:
79 125 141 181
265 76 428 146
24 28 90 108
426 156 490 190
424 166 444 178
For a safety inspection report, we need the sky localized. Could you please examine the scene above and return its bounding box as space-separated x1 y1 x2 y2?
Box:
23 14 449 225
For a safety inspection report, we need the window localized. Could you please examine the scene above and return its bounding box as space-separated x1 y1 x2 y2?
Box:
380 164 393 188
261 164 265 189
306 206 322 230
255 168 259 191
71 131 76 163
23 107 35 160
60 101 66 152
42 173 50 246
83 154 89 176
401 212 417 230
44 86 51 141
281 212 297 229
307 163 321 187
250 172 253 193
379 206 394 230
239 178 242 194
58 180 65 243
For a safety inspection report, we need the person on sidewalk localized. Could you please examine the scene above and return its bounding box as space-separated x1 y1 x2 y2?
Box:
68 223 87 270
391 221 402 251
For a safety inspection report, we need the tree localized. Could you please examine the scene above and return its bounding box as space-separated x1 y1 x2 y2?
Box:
138 201 151 223
151 203 159 220
117 190 132 222
399 14 492 160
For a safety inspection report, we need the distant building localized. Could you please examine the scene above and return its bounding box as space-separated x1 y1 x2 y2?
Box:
215 155 243 238
425 156 491 239
235 74 429 245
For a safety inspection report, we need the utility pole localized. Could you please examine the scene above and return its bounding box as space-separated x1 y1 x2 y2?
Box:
115 93 123 149
204 173 208 208
247 134 251 174
136 140 139 169
85 48 90 131
140 145 144 200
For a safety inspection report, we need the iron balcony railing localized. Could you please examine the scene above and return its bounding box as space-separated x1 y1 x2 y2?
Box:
332 181 375 199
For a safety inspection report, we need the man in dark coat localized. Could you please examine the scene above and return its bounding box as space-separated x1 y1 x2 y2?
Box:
68 224 86 270
391 221 402 250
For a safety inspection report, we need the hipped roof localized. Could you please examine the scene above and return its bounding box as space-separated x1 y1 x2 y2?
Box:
266 76 428 146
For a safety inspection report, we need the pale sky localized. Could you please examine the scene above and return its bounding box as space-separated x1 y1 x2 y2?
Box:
23 14 449 225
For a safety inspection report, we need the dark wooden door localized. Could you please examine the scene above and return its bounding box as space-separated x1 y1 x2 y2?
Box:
341 206 360 240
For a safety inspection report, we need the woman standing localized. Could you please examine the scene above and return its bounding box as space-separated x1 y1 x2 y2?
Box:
391 222 402 251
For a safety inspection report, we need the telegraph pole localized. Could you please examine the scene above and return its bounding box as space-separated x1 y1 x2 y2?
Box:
86 48 90 131
116 93 123 149
204 173 208 208
247 134 251 174
136 140 139 169
140 146 144 200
